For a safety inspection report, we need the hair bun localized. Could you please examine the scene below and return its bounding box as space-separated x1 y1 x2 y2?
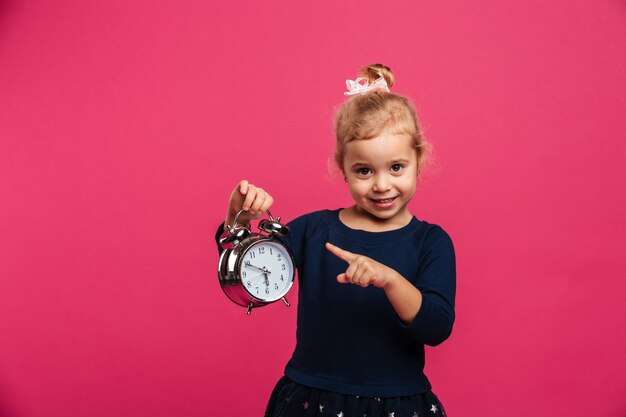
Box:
360 63 395 89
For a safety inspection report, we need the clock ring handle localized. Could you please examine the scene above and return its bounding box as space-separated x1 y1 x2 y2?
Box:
231 209 290 237
219 209 253 249
231 209 248 229
259 210 291 238
231 209 279 228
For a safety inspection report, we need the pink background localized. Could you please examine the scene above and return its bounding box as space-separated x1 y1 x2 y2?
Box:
1 1 625 416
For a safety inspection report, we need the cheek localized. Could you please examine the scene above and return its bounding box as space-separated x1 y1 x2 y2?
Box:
347 181 370 198
398 176 417 193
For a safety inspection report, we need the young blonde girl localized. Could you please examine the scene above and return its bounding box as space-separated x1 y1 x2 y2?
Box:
218 64 455 417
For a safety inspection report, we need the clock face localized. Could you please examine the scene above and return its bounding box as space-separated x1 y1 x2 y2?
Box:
240 240 294 301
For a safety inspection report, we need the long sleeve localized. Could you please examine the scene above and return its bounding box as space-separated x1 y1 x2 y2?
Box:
400 226 456 346
215 222 225 254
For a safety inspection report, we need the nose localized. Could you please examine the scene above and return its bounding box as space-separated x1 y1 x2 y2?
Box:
373 173 392 192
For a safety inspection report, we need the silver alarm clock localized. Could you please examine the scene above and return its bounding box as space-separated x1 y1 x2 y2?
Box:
218 209 295 315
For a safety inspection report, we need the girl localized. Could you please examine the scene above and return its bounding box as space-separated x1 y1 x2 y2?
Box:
217 64 456 417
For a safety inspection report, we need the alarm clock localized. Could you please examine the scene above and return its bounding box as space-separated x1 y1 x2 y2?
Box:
218 209 295 315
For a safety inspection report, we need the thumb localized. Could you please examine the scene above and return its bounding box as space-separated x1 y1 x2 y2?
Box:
336 273 349 284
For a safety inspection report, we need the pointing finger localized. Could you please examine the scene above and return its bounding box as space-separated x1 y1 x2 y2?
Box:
325 242 356 263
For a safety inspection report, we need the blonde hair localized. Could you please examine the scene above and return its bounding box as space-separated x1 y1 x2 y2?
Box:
334 64 429 175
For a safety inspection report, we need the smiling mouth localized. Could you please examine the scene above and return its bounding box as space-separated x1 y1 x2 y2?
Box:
370 197 398 207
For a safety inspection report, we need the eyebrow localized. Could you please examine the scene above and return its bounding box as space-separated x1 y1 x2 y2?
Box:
350 159 411 168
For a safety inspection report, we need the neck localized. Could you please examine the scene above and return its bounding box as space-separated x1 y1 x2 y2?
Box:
340 205 412 232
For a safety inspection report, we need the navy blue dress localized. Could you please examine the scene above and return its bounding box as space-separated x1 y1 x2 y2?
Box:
217 209 456 416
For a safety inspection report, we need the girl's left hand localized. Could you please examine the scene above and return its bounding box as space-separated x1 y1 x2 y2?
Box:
325 242 399 289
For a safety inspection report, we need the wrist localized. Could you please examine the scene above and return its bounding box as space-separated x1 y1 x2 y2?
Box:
382 270 401 290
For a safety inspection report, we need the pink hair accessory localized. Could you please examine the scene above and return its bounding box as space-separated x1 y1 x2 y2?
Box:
344 76 390 96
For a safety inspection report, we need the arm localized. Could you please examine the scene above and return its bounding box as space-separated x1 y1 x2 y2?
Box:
405 228 456 346
382 271 423 324
325 242 421 323
326 229 456 346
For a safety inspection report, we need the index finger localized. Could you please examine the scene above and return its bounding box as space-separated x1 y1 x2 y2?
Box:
325 242 356 263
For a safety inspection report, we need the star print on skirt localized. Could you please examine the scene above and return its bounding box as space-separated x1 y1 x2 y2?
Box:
264 376 447 417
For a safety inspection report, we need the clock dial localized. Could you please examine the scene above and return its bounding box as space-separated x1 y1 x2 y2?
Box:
241 240 294 301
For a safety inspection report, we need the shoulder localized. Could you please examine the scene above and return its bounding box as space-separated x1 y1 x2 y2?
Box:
281 210 337 262
425 222 453 244
407 220 456 280
410 219 455 253
428 225 455 260
287 209 338 232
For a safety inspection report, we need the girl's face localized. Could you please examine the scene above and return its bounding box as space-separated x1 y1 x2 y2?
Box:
343 132 418 226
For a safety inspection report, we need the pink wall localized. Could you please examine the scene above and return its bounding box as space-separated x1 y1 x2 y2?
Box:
1 1 625 416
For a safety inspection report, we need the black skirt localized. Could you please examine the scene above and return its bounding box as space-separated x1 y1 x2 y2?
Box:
265 376 447 417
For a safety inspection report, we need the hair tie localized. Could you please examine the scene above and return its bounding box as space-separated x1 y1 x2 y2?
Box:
344 77 390 96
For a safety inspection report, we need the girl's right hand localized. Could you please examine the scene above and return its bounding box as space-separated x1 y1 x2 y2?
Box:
225 180 274 227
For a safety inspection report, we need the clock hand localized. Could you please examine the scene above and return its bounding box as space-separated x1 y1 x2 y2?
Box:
244 261 272 286
244 261 272 274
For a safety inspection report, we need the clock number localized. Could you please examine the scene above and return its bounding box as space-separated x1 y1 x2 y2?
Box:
249 252 256 259
255 287 259 294
274 283 278 290
242 271 246 278
280 274 284 281
277 254 282 261
281 264 286 271
269 248 273 255
246 281 251 287
259 247 265 255
265 288 270 295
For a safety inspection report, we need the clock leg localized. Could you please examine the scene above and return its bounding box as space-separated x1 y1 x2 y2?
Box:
246 302 254 315
281 297 290 307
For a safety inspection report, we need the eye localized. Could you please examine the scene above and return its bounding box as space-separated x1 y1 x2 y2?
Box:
390 163 404 173
356 167 371 176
